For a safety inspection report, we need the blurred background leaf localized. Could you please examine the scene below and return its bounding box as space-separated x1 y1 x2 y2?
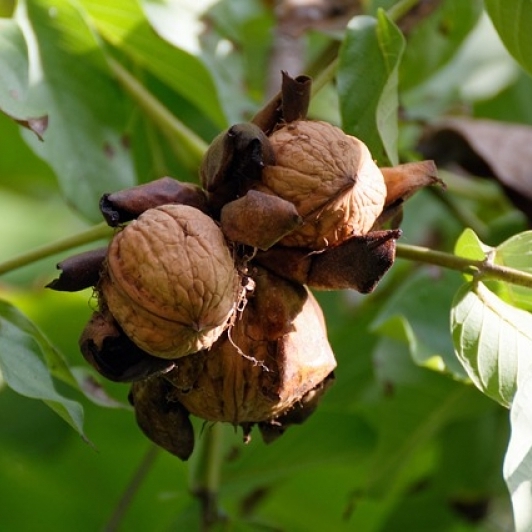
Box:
485 0 532 78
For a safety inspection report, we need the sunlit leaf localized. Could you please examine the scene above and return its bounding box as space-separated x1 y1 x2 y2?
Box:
504 366 532 532
485 0 532 77
81 0 227 128
451 281 532 407
495 231 532 310
0 299 85 437
337 10 405 166
14 0 136 222
139 0 217 55
454 227 491 261
0 18 47 137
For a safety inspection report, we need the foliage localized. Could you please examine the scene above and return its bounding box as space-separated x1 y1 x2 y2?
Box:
1 0 532 530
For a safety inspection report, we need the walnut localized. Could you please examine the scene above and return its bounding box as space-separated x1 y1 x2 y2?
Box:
100 204 241 359
261 120 387 249
47 73 440 458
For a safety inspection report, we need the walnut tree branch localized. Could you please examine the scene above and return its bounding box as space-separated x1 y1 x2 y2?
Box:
0 222 113 276
396 243 532 289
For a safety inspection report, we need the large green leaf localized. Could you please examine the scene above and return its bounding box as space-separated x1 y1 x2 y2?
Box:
485 0 532 77
337 10 405 166
451 281 532 407
504 367 532 532
11 0 136 221
0 18 47 136
0 299 85 437
80 0 227 129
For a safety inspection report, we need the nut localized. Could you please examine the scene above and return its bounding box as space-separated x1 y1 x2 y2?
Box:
164 268 336 425
261 120 387 249
100 204 240 359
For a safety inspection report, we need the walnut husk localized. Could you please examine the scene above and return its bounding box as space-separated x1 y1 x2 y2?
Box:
164 268 336 424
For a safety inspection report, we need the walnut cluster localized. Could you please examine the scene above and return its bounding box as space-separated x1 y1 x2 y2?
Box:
48 73 440 460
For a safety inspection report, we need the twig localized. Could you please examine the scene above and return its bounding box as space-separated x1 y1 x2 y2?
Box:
396 243 532 289
0 222 112 276
103 445 160 532
189 423 225 531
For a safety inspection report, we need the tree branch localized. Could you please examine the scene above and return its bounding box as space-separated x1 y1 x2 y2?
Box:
0 222 112 276
396 243 532 289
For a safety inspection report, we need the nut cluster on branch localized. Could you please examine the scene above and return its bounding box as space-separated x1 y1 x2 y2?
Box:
48 73 440 460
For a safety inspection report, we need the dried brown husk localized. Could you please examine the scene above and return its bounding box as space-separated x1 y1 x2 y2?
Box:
164 268 336 424
130 377 195 460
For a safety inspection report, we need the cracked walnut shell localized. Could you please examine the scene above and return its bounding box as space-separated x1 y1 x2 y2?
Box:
262 120 387 249
100 204 240 359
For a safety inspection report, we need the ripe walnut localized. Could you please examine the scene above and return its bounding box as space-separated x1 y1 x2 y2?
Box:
261 120 387 249
100 204 241 359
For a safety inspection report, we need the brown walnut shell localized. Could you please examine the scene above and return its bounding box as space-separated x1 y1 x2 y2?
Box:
164 267 336 424
261 120 387 249
100 204 240 359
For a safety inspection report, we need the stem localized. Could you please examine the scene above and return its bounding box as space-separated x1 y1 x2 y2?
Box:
387 0 424 22
107 58 208 171
189 423 225 531
103 445 160 532
396 243 532 289
0 222 112 276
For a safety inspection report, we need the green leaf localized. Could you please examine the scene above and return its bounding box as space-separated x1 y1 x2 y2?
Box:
451 281 532 407
366 337 481 496
337 10 405 166
0 299 85 437
454 227 491 261
400 0 483 90
504 367 532 532
13 0 136 222
495 231 532 310
81 0 227 129
373 269 467 379
0 18 47 136
139 0 214 54
485 0 532 77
